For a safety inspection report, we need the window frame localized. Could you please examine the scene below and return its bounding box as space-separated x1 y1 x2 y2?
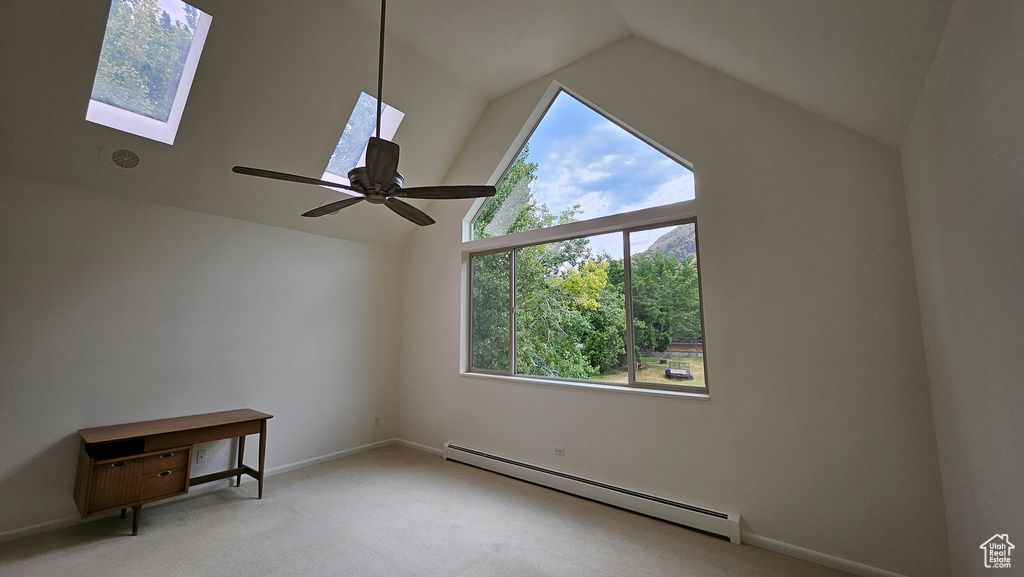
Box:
461 82 709 397
319 92 405 191
464 214 710 397
461 84 694 243
85 1 213 145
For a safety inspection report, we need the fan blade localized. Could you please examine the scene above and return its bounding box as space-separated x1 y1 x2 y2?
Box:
396 185 496 200
384 198 435 226
302 197 364 218
233 166 361 194
365 137 400 188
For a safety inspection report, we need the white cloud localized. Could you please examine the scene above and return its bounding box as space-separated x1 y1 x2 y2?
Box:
586 231 624 259
509 90 697 232
618 174 695 214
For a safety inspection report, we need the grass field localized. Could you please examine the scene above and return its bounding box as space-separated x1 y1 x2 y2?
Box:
592 355 706 388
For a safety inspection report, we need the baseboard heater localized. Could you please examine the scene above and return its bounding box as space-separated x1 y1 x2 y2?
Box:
443 443 741 544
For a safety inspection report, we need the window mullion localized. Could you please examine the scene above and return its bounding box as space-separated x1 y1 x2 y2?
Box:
623 230 636 385
509 249 516 376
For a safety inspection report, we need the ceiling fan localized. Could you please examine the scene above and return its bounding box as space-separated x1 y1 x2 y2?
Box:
232 0 495 226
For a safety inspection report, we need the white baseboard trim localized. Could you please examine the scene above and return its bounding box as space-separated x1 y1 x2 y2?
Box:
742 532 907 577
393 438 443 456
263 438 396 477
0 515 84 543
0 437 398 544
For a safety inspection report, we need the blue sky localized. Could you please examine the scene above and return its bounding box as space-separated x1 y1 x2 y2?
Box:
524 91 695 256
158 0 194 26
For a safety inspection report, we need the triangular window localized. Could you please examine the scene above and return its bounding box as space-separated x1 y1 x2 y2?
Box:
471 90 694 240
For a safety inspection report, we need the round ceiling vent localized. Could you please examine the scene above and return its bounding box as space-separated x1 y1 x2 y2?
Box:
111 148 140 169
99 142 144 175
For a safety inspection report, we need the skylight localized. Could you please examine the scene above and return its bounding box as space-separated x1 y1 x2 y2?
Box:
321 92 405 190
86 0 212 145
473 90 695 248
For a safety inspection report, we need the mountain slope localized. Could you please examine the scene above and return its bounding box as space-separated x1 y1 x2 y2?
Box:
642 225 696 260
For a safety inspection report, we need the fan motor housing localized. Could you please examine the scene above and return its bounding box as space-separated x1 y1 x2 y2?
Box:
347 166 404 195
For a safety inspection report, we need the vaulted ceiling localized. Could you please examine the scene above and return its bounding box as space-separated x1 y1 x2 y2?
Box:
341 0 953 147
0 0 953 246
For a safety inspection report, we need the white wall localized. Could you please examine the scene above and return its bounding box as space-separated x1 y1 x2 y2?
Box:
0 175 399 537
901 2 1024 575
396 37 949 577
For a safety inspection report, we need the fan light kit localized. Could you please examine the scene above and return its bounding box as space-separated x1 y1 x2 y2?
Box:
232 0 495 226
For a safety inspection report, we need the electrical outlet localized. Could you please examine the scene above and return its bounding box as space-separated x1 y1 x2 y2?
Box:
554 447 565 456
196 449 207 464
374 417 380 427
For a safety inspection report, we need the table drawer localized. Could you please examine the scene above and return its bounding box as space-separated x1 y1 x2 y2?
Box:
143 447 190 474
90 458 143 512
140 467 188 501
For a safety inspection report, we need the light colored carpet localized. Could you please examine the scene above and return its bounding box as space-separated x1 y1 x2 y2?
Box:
0 444 853 576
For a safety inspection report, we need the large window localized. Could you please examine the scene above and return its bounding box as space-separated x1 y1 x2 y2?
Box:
87 0 212 144
469 221 706 392
466 87 707 394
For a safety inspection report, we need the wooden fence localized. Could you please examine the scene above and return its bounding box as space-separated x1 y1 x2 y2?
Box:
667 341 703 354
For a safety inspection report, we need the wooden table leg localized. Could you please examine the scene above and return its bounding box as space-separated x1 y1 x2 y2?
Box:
131 505 142 536
258 418 267 499
236 435 246 487
120 508 127 519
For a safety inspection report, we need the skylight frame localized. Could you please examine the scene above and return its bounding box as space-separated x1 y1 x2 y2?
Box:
319 92 405 194
86 0 213 145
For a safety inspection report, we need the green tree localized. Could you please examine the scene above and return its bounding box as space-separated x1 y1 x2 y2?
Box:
183 4 199 33
629 251 701 351
326 93 381 178
583 262 627 373
472 142 632 379
91 0 197 121
472 150 710 381
474 144 583 239
470 251 511 371
514 239 598 379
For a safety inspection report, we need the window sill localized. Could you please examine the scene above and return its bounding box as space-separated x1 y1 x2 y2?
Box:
459 371 711 400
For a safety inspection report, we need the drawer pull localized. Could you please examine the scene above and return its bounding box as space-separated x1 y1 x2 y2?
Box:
160 453 175 459
157 470 172 477
111 461 126 468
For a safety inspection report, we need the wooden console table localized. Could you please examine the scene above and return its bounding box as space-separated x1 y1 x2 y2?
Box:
74 408 273 535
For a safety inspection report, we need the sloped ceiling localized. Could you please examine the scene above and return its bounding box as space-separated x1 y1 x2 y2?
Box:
341 0 953 147
0 0 952 246
0 0 490 247
609 0 954 147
